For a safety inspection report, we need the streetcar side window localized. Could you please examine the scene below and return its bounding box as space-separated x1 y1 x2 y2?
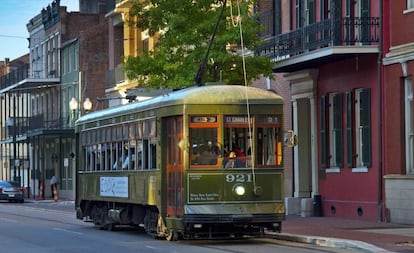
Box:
103 143 110 171
150 138 157 169
142 139 154 170
80 119 157 171
135 140 143 170
85 145 92 171
256 127 282 167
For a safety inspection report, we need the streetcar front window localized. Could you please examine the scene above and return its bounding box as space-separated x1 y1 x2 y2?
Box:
189 115 220 168
190 128 219 166
223 115 252 169
223 127 251 168
223 115 282 169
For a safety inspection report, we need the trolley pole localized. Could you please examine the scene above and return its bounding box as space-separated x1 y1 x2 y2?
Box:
194 0 227 86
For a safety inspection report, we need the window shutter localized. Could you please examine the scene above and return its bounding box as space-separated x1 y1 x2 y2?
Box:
360 88 371 167
333 93 344 167
346 92 353 167
320 96 327 167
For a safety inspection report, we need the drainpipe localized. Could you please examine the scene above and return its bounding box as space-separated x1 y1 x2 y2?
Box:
377 0 383 222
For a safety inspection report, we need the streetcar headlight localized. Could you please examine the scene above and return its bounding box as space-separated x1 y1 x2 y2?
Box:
233 184 246 196
194 224 202 228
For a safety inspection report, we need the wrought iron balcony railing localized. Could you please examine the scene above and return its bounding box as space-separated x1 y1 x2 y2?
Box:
0 63 60 91
256 17 380 61
28 114 71 132
3 117 29 139
1 114 72 140
0 64 29 90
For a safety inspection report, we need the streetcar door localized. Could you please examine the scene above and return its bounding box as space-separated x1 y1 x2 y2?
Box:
165 116 184 217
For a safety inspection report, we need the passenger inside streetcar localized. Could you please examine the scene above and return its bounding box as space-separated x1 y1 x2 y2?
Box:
225 151 244 168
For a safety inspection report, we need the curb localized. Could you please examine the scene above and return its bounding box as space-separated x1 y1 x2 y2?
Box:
269 232 394 253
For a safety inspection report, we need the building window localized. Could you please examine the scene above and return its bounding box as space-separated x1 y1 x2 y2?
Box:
408 0 414 9
354 88 371 168
329 93 344 167
320 89 371 170
405 77 414 174
295 0 301 28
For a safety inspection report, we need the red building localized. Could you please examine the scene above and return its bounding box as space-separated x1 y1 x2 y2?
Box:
257 0 383 221
382 1 414 224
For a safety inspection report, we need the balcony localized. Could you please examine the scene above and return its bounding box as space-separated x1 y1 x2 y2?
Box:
0 63 60 92
0 64 29 90
256 17 380 72
3 117 29 139
1 114 73 144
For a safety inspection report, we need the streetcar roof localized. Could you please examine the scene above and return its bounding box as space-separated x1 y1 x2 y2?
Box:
75 84 283 125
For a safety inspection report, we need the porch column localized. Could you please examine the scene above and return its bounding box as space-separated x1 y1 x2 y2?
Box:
310 96 319 197
285 69 319 200
292 100 300 198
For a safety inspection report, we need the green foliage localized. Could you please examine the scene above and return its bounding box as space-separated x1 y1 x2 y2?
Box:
123 0 273 89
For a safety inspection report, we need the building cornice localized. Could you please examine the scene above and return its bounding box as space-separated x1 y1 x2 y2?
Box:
383 42 414 66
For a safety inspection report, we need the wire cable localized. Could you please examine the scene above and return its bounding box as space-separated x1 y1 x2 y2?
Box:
230 0 256 189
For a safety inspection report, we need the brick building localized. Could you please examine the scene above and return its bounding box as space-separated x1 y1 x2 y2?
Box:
382 1 414 224
256 0 383 221
0 0 110 200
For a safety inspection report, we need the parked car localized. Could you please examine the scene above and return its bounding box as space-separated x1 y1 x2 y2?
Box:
0 180 24 203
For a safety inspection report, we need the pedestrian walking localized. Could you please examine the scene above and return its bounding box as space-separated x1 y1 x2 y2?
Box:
50 175 57 198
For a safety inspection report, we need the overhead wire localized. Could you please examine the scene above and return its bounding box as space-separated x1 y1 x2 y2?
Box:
229 0 257 190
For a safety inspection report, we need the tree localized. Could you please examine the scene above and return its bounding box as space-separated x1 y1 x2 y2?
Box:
124 0 273 89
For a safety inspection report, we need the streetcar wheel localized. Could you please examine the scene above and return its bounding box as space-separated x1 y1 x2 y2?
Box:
92 206 105 228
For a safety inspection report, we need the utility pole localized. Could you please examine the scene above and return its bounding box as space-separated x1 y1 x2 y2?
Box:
13 93 17 182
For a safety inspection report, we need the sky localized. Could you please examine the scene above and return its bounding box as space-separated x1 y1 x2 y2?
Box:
0 0 79 61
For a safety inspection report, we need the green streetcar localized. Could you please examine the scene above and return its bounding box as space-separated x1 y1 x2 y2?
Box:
75 84 285 240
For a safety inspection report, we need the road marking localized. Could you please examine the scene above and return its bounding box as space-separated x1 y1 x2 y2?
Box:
53 227 84 235
0 217 18 223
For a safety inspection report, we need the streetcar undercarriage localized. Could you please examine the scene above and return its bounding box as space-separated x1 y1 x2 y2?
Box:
76 200 283 241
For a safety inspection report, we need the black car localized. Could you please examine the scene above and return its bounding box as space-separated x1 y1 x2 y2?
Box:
0 180 24 203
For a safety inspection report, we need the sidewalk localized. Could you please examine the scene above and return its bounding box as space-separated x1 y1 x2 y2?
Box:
24 198 75 212
271 216 414 253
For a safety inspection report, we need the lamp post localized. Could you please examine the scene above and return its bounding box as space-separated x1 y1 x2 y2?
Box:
83 97 92 113
69 97 78 121
69 97 93 122
13 94 17 182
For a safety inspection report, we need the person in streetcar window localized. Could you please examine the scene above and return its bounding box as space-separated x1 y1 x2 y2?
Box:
225 151 244 168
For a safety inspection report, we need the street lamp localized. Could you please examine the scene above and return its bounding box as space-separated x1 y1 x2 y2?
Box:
69 97 93 121
69 97 78 121
83 97 92 112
